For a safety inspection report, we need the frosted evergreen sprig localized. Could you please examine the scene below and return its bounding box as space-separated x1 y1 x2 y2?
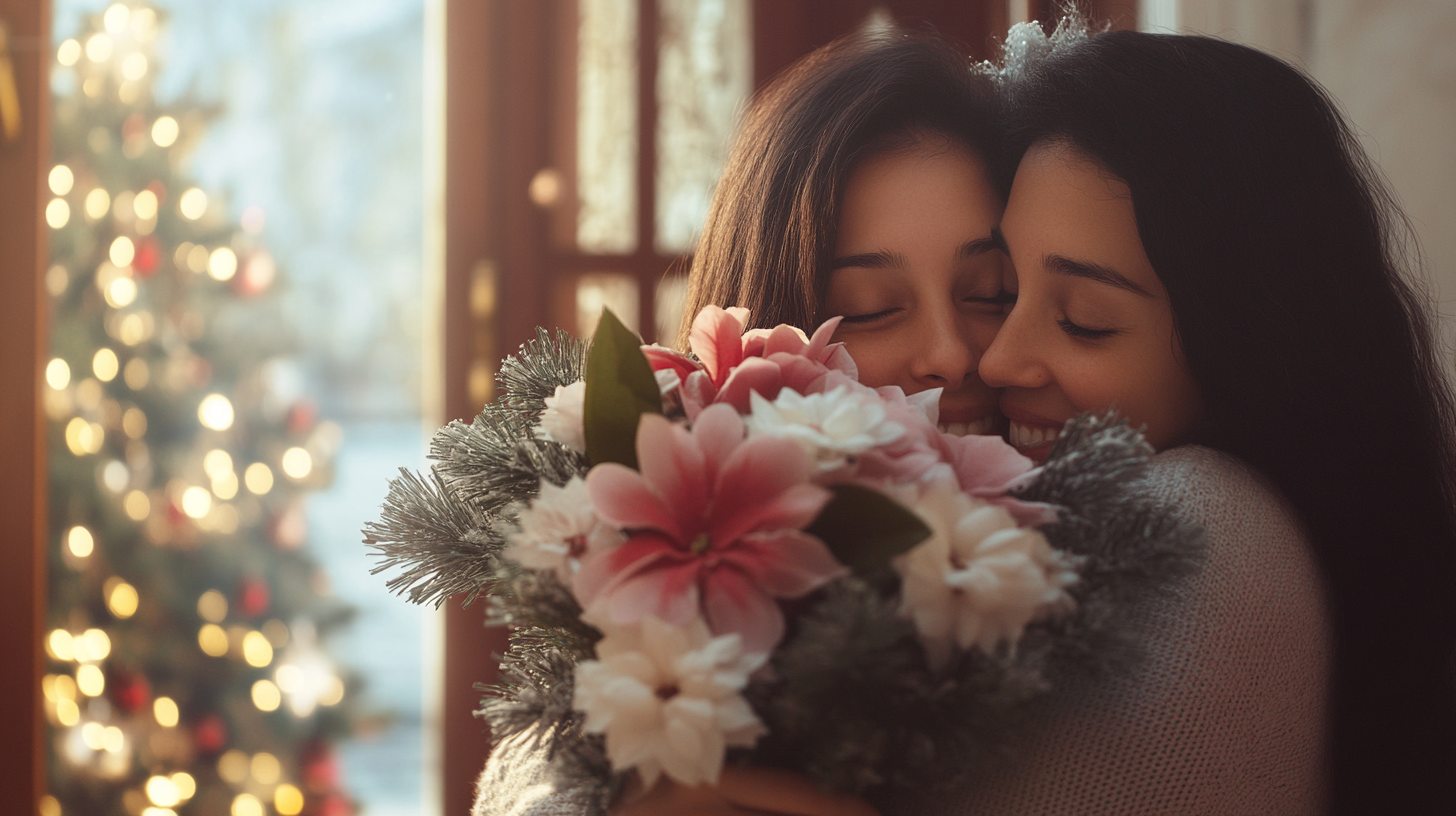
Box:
495 327 590 414
362 467 501 607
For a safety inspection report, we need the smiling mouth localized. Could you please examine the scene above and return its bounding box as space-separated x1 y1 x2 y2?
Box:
937 417 996 436
1008 421 1063 450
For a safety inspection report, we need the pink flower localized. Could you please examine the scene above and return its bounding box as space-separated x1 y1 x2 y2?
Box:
641 306 858 419
936 432 1059 527
580 404 846 653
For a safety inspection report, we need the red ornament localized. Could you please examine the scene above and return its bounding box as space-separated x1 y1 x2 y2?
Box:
133 236 161 276
238 578 270 618
109 668 152 713
191 714 227 755
299 740 339 793
286 401 318 436
122 113 146 140
309 793 354 816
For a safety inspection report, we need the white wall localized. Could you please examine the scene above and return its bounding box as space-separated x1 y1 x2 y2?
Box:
1166 0 1456 362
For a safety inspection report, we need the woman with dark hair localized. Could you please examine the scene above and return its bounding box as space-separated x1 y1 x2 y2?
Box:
965 21 1456 815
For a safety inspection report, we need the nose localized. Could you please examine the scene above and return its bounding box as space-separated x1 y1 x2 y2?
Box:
909 309 979 390
978 307 1051 390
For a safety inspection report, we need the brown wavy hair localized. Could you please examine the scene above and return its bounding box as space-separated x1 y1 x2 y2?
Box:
676 28 1000 347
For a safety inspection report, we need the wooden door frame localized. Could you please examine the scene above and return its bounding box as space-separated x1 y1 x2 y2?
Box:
0 0 51 811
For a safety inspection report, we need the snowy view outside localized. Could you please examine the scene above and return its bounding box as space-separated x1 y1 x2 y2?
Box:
51 2 437 814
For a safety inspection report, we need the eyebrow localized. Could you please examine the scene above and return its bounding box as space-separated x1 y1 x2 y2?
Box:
829 235 1002 271
1045 254 1153 298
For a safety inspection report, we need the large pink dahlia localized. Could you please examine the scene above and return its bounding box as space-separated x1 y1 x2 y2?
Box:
580 404 846 653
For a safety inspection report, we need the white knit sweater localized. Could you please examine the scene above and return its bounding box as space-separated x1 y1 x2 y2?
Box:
472 445 1333 815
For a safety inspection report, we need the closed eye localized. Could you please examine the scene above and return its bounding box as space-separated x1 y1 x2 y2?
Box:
1057 317 1117 340
838 308 901 325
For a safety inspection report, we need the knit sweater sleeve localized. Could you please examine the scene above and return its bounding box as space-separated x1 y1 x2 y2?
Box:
471 730 599 816
887 445 1333 816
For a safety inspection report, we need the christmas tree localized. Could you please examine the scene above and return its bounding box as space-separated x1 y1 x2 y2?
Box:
43 4 357 815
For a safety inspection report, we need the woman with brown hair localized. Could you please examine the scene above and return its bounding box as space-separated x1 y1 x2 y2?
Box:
475 26 1008 816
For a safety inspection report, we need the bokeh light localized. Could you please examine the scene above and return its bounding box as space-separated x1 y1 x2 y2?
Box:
242 631 274 668
67 526 95 557
153 696 179 727
105 578 139 618
178 187 207 220
208 247 238 281
93 348 119 382
198 624 229 657
49 164 74 195
198 394 235 430
251 679 281 712
46 358 70 390
152 115 179 147
198 589 228 622
46 199 71 229
281 447 312 480
244 462 274 495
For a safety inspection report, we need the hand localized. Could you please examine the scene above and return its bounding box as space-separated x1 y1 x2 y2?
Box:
611 767 882 816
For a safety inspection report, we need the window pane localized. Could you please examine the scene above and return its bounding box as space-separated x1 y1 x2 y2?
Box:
578 0 639 253
576 273 641 338
656 0 752 254
655 273 689 347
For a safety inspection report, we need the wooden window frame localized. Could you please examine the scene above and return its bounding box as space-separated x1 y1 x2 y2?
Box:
0 0 52 811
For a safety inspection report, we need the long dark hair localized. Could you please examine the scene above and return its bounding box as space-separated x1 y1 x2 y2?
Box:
1000 28 1456 812
678 29 1000 347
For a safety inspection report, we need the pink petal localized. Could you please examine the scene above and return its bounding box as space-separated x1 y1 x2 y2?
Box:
760 324 810 357
765 352 832 396
804 316 842 360
739 328 773 359
713 482 831 549
690 403 746 481
822 344 858 378
724 530 847 598
943 432 1036 493
634 413 710 527
701 566 786 653
681 370 717 421
571 546 622 609
585 463 685 540
975 493 1061 527
708 436 821 539
641 345 703 381
598 558 703 629
714 356 785 412
688 305 747 385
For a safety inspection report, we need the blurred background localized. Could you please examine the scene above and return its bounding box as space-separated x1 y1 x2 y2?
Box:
6 1 1454 815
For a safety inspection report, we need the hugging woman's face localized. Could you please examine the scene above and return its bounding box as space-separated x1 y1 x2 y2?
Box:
980 141 1204 462
825 136 1008 437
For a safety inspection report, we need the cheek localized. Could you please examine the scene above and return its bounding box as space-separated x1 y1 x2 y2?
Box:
836 335 901 389
1053 346 1201 449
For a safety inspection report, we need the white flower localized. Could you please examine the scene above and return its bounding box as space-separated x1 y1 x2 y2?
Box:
745 385 906 473
653 368 681 395
573 615 767 789
502 477 623 584
535 381 587 452
894 478 1079 667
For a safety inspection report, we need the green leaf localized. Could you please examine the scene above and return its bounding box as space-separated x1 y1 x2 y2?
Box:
806 484 932 577
583 308 663 468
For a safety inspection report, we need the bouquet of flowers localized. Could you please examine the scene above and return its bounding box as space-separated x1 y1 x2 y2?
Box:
365 306 1202 810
